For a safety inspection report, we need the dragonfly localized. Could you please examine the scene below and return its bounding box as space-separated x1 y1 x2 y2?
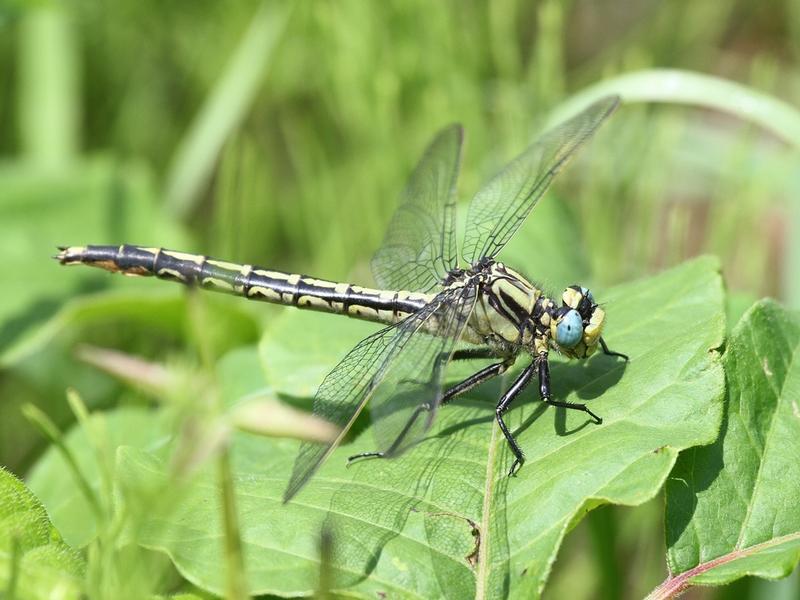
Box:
56 95 628 502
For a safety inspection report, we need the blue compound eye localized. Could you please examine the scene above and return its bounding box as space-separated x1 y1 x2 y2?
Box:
556 309 583 348
580 287 595 304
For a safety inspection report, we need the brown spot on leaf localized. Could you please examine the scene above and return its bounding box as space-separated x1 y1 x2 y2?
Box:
465 517 481 569
425 511 481 569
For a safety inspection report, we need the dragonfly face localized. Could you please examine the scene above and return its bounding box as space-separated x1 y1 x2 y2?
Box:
551 285 606 359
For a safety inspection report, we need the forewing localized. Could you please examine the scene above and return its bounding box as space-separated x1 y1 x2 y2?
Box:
283 284 477 502
462 96 620 264
367 284 477 461
371 124 463 293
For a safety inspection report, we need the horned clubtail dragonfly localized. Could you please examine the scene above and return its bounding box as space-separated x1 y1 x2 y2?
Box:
57 95 628 502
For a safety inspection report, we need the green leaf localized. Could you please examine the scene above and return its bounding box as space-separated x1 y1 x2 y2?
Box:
0 467 85 599
117 257 724 598
259 308 378 400
658 300 800 597
27 407 170 548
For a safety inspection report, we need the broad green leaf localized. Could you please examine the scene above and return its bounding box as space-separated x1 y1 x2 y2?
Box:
0 467 85 599
117 257 724 598
27 407 171 548
660 300 800 596
26 346 279 550
217 345 272 406
259 308 378 400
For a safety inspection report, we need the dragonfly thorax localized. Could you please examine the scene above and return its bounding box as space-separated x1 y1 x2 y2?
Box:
464 261 542 352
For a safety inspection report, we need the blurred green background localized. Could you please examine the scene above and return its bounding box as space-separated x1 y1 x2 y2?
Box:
1 1 799 598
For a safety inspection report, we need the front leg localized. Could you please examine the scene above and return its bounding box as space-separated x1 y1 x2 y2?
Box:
537 352 603 424
599 337 628 361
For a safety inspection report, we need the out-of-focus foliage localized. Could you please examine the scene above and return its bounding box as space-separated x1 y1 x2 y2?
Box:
2 1 800 599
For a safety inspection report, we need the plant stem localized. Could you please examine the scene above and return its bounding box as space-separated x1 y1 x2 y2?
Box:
21 403 103 518
219 450 250 600
188 291 250 599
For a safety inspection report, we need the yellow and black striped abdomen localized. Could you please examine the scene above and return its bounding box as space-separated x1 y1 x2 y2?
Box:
56 245 433 326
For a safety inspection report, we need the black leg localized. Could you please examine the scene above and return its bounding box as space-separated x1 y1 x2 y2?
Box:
347 359 511 464
439 359 511 406
449 347 504 362
495 363 536 476
537 353 603 424
599 337 628 361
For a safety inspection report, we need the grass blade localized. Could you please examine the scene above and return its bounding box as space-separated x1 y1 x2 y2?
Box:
17 6 79 170
164 1 292 219
547 69 800 148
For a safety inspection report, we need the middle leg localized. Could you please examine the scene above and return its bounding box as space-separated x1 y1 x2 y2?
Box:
494 363 537 476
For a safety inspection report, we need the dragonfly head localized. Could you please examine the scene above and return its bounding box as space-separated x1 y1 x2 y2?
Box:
550 285 605 358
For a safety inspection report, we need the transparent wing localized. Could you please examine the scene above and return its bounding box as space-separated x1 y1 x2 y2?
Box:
371 124 463 293
462 96 620 264
283 284 477 502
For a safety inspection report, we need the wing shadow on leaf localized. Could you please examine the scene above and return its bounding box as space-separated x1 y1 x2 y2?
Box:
319 414 475 593
311 354 628 595
551 353 628 402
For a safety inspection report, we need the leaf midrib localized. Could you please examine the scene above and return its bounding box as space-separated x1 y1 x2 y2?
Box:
475 389 501 600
